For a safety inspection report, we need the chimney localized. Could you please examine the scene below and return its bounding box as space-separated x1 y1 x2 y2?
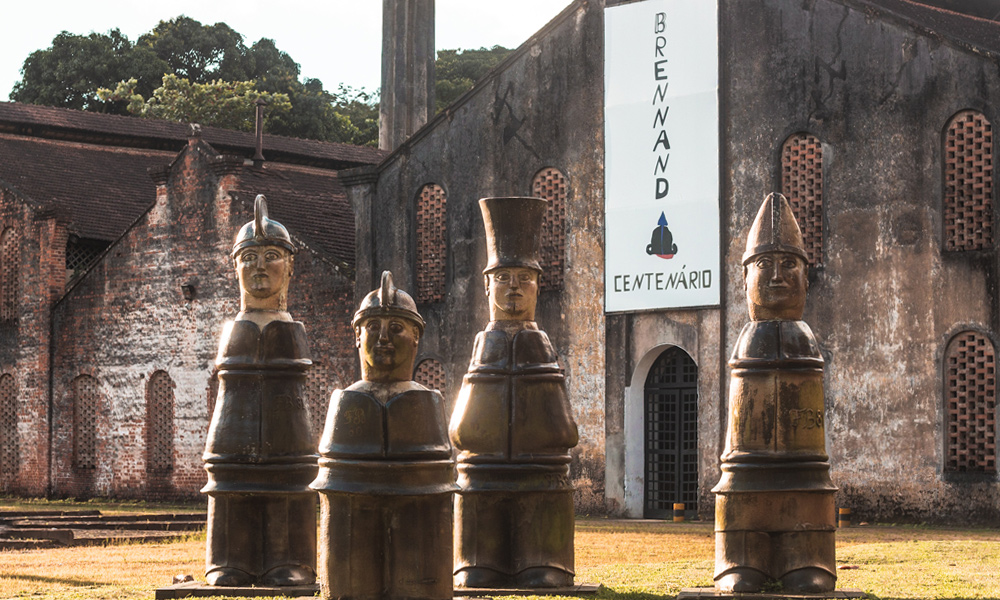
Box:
253 98 267 168
380 0 435 152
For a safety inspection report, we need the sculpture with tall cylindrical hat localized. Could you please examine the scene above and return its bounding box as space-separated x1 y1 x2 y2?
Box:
712 192 837 593
450 197 579 588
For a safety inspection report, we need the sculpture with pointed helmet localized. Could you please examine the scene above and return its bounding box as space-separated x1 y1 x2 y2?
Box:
712 192 837 594
311 270 456 600
741 192 810 321
202 193 316 587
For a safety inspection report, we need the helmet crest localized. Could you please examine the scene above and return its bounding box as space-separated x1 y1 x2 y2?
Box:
232 194 296 256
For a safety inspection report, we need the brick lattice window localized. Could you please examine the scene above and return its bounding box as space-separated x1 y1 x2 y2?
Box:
532 168 568 289
781 134 824 266
146 371 174 474
303 365 339 444
72 375 99 471
415 184 447 303
945 331 997 472
65 237 110 283
1 228 19 322
414 359 447 397
945 111 994 251
0 373 17 479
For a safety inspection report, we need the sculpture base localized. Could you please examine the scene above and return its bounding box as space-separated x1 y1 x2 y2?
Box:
456 583 601 597
157 581 601 599
677 587 864 600
155 581 318 599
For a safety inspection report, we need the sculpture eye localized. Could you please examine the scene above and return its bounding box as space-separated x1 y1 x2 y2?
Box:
389 321 405 334
366 321 380 332
265 250 281 261
494 272 510 283
241 252 257 264
756 257 773 269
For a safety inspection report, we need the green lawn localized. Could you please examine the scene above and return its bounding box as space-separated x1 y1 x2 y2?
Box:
1 499 998 599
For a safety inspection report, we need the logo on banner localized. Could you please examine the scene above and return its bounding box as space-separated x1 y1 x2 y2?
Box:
646 212 678 259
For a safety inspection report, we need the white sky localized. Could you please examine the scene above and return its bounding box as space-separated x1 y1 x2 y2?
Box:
0 1 573 102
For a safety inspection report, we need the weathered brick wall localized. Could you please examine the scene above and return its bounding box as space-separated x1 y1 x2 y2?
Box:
0 188 65 496
50 137 357 499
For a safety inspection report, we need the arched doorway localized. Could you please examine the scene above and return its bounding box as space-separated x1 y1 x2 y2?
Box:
643 347 698 519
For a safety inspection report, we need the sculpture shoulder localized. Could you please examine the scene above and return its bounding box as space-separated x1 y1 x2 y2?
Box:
319 389 385 458
217 319 311 366
469 330 512 370
321 387 451 459
512 328 559 367
469 327 559 371
731 320 822 365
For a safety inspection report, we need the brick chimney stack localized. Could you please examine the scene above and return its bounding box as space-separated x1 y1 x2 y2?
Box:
379 0 435 152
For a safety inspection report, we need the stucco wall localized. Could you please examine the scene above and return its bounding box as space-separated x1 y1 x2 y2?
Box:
353 0 608 510
722 0 1000 523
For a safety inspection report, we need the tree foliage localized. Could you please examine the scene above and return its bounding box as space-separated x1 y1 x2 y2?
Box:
97 75 292 132
14 19 516 145
11 17 379 145
434 46 512 113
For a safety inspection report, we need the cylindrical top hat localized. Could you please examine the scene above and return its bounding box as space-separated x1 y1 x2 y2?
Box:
479 196 547 273
232 194 296 256
352 271 425 334
742 192 808 265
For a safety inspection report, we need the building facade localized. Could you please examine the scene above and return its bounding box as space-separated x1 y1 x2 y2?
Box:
352 0 1000 524
0 104 382 498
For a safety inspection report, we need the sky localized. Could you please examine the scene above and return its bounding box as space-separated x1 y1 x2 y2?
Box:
0 1 573 102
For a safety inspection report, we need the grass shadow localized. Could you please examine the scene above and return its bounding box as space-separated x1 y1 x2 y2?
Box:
0 572 108 587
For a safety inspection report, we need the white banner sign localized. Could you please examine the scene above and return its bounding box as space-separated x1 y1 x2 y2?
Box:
604 0 720 313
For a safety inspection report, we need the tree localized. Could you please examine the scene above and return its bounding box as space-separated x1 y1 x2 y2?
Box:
10 30 168 113
97 75 292 132
137 17 249 83
434 46 512 112
331 85 379 147
11 17 381 145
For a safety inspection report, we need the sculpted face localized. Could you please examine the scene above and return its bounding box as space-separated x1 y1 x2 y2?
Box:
485 267 539 321
744 251 807 321
357 316 420 382
235 245 293 310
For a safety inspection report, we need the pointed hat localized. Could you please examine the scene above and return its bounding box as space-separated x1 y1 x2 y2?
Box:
479 197 546 273
742 192 808 265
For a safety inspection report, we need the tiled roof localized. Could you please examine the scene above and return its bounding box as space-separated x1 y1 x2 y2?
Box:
850 0 1000 56
236 164 355 267
0 102 386 170
0 133 172 241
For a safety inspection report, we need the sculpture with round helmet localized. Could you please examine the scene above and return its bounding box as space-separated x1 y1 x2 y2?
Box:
203 195 317 587
311 271 456 600
712 193 837 594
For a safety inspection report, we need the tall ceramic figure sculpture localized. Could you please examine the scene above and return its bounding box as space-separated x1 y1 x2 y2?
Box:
451 196 579 588
713 193 837 593
202 195 317 587
311 271 456 600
